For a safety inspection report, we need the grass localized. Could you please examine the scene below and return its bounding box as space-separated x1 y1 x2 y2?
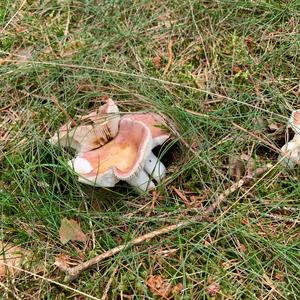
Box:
0 0 299 298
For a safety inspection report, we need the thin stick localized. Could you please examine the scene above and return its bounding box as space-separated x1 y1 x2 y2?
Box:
205 163 273 214
163 39 173 76
0 263 100 300
65 221 191 282
61 164 273 282
0 0 26 34
232 122 280 154
101 266 118 300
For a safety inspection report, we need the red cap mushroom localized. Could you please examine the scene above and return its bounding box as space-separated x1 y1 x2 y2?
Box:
69 118 156 191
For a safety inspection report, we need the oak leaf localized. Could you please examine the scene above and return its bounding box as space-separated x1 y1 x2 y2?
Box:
59 218 87 245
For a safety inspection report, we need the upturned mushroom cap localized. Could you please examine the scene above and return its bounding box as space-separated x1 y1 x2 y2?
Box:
49 99 120 152
69 118 154 189
122 113 170 147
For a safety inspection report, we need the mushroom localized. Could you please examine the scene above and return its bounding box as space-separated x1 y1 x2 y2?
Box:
122 113 170 182
69 118 156 191
49 99 119 152
279 110 300 168
122 113 170 148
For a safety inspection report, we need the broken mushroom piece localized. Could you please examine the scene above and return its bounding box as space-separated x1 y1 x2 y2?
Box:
122 113 170 182
69 118 156 191
280 110 300 168
49 99 120 152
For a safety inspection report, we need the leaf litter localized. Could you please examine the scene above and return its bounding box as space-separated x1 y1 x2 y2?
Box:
0 241 33 280
145 275 182 299
59 218 87 245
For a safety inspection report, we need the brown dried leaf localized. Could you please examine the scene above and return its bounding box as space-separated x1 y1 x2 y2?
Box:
232 64 242 74
59 218 87 245
268 123 280 131
274 272 285 282
15 47 33 65
228 156 245 180
152 56 161 69
54 253 72 271
146 275 171 298
0 242 32 279
206 280 220 297
238 243 247 253
172 282 183 295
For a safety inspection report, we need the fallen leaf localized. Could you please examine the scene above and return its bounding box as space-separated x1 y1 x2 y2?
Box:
228 156 245 180
54 252 82 273
146 275 171 298
152 56 161 69
268 123 280 131
206 280 220 297
0 241 32 279
172 282 183 295
54 253 72 271
241 218 249 225
238 243 247 253
15 47 33 65
244 35 254 52
274 272 284 282
59 218 87 245
232 64 242 74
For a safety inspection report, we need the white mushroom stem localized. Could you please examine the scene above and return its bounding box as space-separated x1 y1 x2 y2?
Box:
144 152 166 182
125 169 155 191
280 135 300 168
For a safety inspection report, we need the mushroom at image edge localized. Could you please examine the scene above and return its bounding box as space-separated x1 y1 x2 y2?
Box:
49 99 120 152
280 110 300 168
69 118 166 191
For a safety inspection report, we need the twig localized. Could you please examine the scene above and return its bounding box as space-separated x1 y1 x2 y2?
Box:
259 213 300 224
101 266 118 300
60 164 273 282
205 163 273 214
232 122 280 154
163 39 173 76
64 221 192 282
0 263 100 300
0 0 26 34
172 187 191 208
